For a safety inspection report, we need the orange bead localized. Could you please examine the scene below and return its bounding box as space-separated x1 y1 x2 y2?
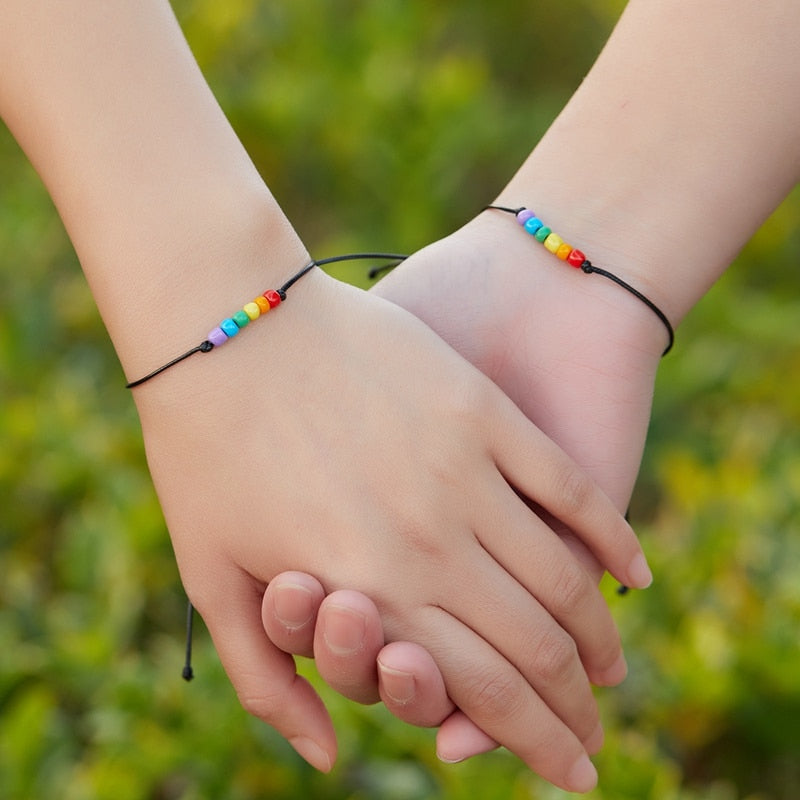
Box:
556 243 572 260
255 296 271 313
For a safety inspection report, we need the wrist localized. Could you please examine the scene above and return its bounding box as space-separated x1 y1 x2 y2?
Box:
97 189 311 381
460 211 668 371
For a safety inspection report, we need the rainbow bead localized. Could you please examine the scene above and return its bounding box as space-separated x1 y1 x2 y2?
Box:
232 310 250 328
567 249 586 268
265 290 282 308
207 326 228 347
220 318 240 337
556 243 572 260
543 233 563 254
244 302 261 320
534 226 552 243
524 217 544 235
255 296 271 313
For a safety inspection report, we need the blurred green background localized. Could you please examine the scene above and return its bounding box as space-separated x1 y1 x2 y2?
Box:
1 2 798 798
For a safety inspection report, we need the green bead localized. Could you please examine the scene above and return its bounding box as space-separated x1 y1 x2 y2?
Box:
534 226 552 242
233 310 250 328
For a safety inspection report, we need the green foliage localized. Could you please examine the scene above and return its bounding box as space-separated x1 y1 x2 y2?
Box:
1 2 798 798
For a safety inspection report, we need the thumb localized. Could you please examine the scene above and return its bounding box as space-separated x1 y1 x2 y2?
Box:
195 577 338 772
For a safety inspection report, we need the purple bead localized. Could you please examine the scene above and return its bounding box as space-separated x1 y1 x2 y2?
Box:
516 208 535 225
207 326 229 346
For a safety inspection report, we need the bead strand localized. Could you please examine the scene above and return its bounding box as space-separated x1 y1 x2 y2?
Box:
513 207 589 270
207 288 284 347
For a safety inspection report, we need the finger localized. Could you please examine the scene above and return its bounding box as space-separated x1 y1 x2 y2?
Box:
262 571 326 658
487 393 653 590
312 590 385 705
193 573 337 773
379 646 609 763
441 546 603 747
420 608 599 794
473 475 628 687
376 640 457 728
436 711 498 763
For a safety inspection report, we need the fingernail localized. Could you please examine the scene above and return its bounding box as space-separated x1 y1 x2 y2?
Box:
289 736 332 773
377 662 416 705
598 652 628 686
323 605 366 656
566 754 598 793
273 583 315 629
627 552 653 589
437 747 467 765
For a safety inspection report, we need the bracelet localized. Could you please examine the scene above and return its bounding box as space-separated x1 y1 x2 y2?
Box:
126 252 408 389
485 204 674 355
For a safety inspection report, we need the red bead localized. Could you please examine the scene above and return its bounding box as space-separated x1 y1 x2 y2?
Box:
264 289 282 308
566 249 586 268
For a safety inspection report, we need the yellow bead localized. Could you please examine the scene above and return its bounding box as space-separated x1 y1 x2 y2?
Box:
556 243 572 260
244 302 261 320
544 233 563 254
254 296 271 313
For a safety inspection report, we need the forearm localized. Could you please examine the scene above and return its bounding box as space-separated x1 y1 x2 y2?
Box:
496 0 800 328
0 0 305 378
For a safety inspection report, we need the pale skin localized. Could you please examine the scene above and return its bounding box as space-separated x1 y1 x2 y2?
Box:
260 0 800 771
0 1 663 794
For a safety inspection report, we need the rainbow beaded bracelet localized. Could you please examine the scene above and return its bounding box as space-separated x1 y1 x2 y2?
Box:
485 204 674 355
125 252 408 389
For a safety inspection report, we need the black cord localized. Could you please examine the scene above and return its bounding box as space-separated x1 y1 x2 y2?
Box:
182 600 195 681
125 342 214 389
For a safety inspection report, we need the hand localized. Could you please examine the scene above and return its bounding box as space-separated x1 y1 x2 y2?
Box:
261 213 663 765
133 266 649 793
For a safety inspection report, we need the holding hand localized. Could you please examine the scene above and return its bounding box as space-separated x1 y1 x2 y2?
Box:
261 211 662 770
137 267 649 793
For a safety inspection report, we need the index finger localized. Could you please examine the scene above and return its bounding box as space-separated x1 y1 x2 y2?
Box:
488 391 653 590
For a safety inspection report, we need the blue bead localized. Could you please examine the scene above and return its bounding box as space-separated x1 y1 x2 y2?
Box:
220 318 240 337
524 217 544 235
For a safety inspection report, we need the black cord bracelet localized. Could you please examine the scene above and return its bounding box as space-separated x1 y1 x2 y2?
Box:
126 252 408 389
484 204 674 356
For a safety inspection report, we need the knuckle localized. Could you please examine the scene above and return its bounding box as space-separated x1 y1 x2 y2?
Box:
548 559 592 618
236 676 298 726
550 461 594 518
530 629 579 684
461 669 524 724
396 517 448 564
237 688 283 724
